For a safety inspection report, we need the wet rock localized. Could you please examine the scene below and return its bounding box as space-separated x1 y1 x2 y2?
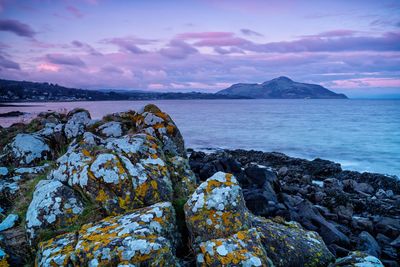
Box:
26 179 84 244
242 188 278 217
330 251 384 267
184 172 251 242
253 216 334 267
196 228 271 267
1 133 51 166
357 231 381 257
35 202 179 266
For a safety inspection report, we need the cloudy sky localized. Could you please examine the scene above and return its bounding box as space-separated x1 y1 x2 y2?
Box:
0 0 399 97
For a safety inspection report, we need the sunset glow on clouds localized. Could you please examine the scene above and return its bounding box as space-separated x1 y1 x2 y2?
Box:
0 0 399 97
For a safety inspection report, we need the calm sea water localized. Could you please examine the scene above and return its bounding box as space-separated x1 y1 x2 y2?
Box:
1 99 399 177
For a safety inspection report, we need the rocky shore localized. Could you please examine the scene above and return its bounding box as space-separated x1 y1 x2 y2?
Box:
0 104 398 266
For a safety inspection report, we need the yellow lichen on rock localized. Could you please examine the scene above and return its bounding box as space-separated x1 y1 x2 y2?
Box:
197 228 272 267
35 202 180 266
184 171 251 242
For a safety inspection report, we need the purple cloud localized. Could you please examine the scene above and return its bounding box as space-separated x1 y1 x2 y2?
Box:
46 53 86 67
66 6 84 18
71 40 102 56
177 32 234 39
300 29 357 38
241 31 400 53
159 39 198 59
240 28 263 37
0 55 20 69
103 37 156 54
0 19 35 37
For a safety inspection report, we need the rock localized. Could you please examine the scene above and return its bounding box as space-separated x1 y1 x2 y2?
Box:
64 109 91 139
244 166 276 187
242 188 278 217
351 216 373 232
330 251 384 267
374 216 400 238
26 179 84 244
1 134 51 166
0 226 31 266
357 231 381 257
51 133 173 215
328 244 350 258
355 183 374 194
184 172 251 242
0 248 8 266
167 155 197 199
36 202 179 266
295 201 350 247
196 228 272 266
134 104 186 157
0 214 18 232
390 235 400 248
97 121 123 137
0 167 8 176
252 216 334 267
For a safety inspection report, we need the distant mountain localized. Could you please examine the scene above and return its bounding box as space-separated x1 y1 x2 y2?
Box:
216 76 348 99
0 79 248 102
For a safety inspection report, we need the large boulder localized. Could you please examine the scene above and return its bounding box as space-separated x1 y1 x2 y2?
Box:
252 216 334 267
1 133 51 166
184 171 251 242
50 132 173 215
185 172 334 267
26 179 84 244
36 202 179 266
197 228 272 267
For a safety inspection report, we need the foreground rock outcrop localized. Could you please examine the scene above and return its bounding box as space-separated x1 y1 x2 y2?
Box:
0 104 390 266
189 150 399 266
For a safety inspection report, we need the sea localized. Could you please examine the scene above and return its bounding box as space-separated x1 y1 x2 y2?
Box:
1 99 399 177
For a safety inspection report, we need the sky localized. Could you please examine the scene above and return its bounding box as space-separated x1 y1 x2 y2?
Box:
0 0 399 98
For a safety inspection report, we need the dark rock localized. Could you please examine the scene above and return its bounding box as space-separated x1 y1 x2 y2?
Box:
351 216 373 232
245 166 276 187
381 245 398 260
295 201 350 247
374 216 400 238
390 235 400 248
355 182 374 194
328 244 349 257
357 231 381 257
381 260 400 267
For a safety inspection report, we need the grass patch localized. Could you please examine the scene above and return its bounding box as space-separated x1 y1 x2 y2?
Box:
12 173 48 224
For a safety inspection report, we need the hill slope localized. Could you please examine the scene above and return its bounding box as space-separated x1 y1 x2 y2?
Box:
216 76 348 99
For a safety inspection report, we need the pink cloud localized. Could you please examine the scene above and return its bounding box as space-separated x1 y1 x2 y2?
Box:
37 63 59 72
194 37 249 47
